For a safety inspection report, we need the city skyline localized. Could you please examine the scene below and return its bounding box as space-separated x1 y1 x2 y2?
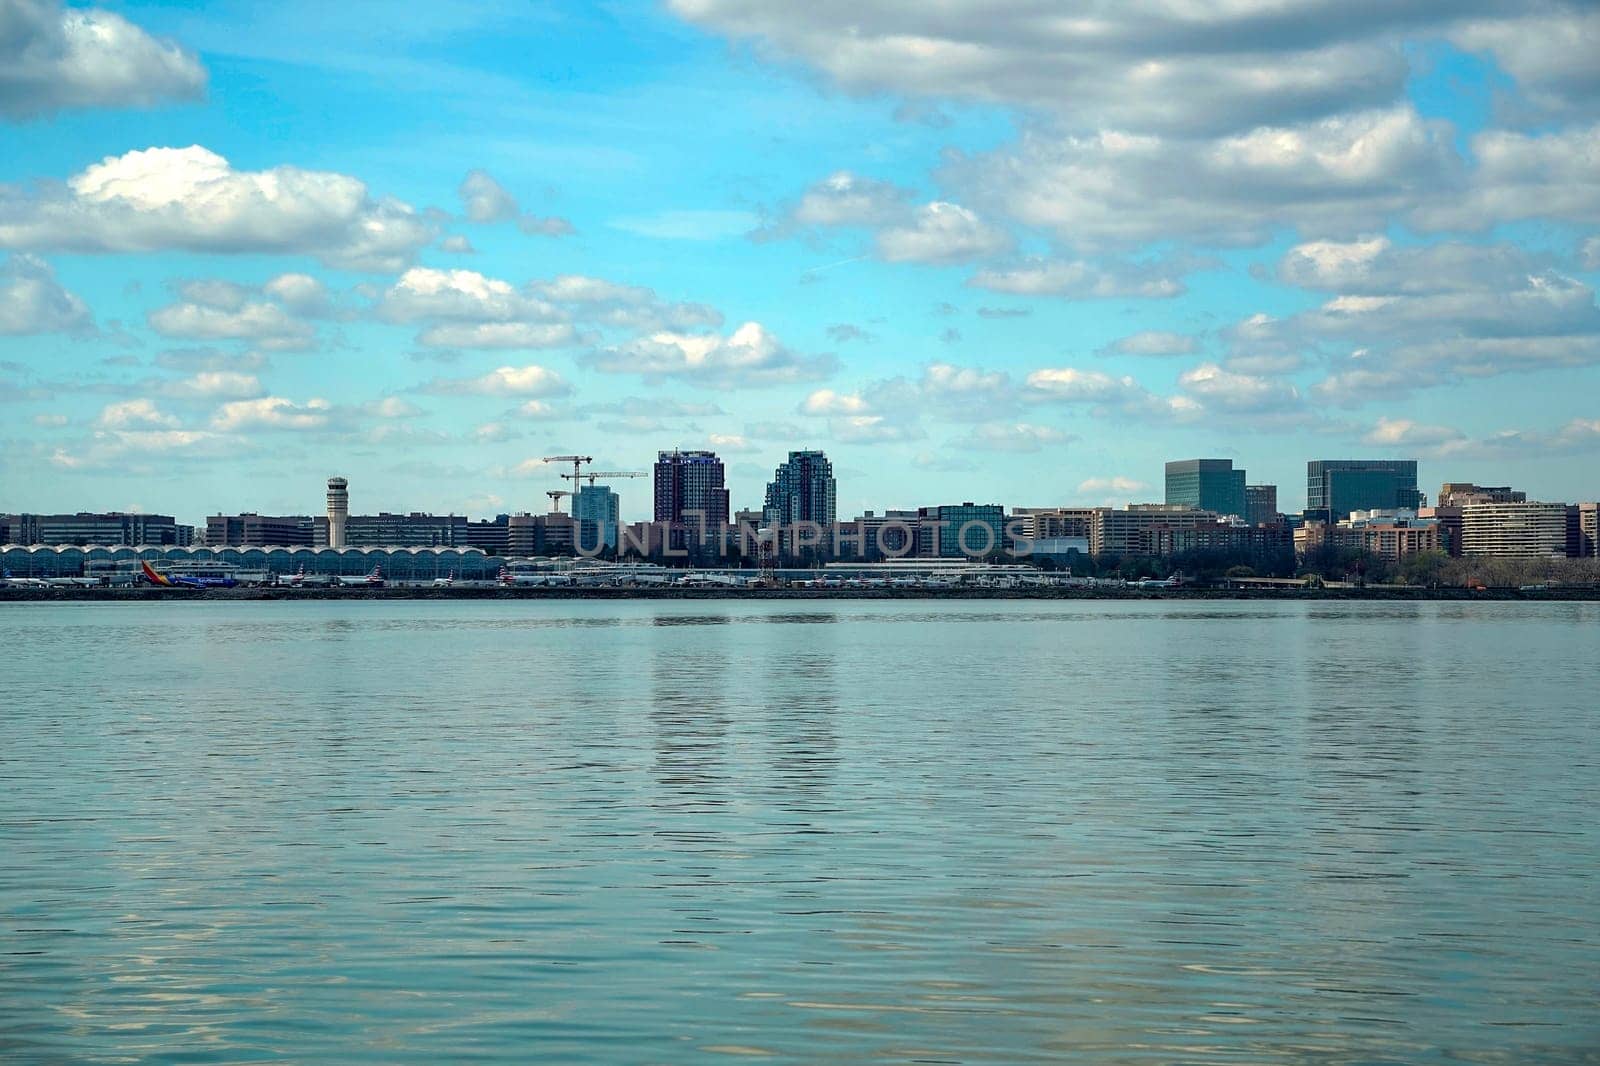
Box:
4 2 1600 521
3 445 1593 531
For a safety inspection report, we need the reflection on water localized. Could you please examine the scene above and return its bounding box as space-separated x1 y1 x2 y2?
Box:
1 599 1597 1064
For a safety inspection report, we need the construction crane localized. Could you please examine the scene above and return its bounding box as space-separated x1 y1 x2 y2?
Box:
545 490 571 514
542 455 594 488
562 471 647 489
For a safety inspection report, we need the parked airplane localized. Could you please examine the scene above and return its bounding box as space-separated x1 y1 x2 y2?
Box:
336 565 385 588
140 561 238 589
2 569 48 588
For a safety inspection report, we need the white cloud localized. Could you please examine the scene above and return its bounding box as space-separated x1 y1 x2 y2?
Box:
458 169 519 223
1177 362 1302 413
0 146 432 270
365 397 422 419
169 371 264 399
210 396 331 432
669 0 1427 137
1025 367 1147 405
457 168 573 236
0 0 206 120
380 267 554 323
1098 330 1198 357
262 272 333 316
147 299 316 350
417 322 579 349
611 209 756 241
968 256 1186 299
954 422 1069 453
0 253 90 334
800 388 870 415
948 108 1459 249
787 171 911 228
586 321 836 388
828 414 923 443
875 201 1012 265
1078 476 1150 497
1247 238 1600 404
97 398 176 428
707 432 755 452
379 266 717 347
421 364 570 397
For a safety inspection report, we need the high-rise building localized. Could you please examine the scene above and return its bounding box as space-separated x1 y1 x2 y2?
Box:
653 449 729 529
763 450 836 528
206 513 317 546
2 512 181 546
1165 459 1246 518
1306 460 1421 520
326 476 349 548
1460 501 1568 558
1245 484 1278 526
573 484 621 552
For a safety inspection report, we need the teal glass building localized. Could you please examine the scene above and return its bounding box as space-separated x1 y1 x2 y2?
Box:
1165 459 1247 519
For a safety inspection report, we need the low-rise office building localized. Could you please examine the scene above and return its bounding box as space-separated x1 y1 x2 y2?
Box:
3 511 188 547
0 544 504 581
206 513 318 547
1459 501 1569 559
1090 505 1218 556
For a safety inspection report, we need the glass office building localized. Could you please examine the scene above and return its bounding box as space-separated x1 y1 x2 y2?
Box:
1165 459 1247 519
1307 460 1421 520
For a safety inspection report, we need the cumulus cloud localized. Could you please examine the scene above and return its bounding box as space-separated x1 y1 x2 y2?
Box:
210 396 331 432
800 388 869 415
1078 476 1151 497
97 398 176 428
785 171 911 229
953 421 1070 453
0 253 90 334
1177 362 1302 413
168 370 264 399
0 146 432 270
585 321 836 388
1098 330 1198 357
968 256 1188 299
874 202 1012 265
669 0 1443 138
947 108 1460 249
420 364 570 397
457 169 574 237
418 322 578 349
1247 237 1600 404
766 170 1008 266
0 0 206 120
378 266 718 349
147 298 316 350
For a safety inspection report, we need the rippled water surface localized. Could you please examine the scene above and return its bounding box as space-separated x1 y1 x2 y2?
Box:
3 599 1598 1063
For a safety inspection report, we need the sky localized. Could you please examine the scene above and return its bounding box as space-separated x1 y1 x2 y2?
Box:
2 0 1598 525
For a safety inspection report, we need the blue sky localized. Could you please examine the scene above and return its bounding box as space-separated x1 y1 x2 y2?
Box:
2 0 1598 524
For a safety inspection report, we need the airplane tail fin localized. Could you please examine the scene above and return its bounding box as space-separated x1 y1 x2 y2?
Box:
140 560 171 586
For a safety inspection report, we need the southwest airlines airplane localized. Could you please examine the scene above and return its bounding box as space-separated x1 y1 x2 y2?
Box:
140 561 238 589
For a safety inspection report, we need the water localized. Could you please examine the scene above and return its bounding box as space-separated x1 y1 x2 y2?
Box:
2 600 1597 1063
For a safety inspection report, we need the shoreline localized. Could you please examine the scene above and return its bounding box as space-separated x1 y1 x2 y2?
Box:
3 585 1597 602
